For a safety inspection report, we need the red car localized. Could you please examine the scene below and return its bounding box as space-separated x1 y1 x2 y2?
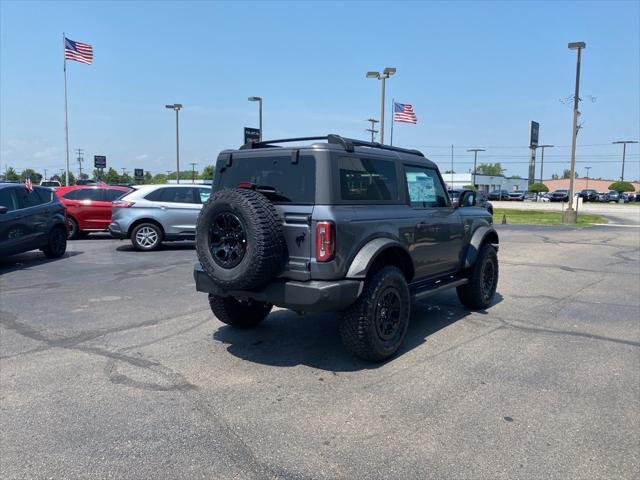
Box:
55 185 131 239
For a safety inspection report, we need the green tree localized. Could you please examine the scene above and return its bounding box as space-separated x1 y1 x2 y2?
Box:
120 172 132 184
143 171 153 184
152 173 168 184
608 181 635 193
561 169 577 179
551 173 559 180
4 167 20 182
20 168 42 183
528 182 549 193
200 164 215 180
104 167 120 184
474 163 505 176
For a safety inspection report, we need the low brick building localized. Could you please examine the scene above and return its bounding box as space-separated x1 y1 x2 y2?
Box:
543 178 640 193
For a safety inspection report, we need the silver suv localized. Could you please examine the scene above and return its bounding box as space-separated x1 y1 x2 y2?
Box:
109 184 211 251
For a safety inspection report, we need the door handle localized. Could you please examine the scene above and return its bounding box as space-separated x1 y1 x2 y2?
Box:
416 222 430 229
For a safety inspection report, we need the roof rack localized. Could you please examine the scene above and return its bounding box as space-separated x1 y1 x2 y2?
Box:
239 134 424 157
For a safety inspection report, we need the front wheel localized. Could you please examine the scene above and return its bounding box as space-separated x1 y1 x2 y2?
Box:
208 294 272 328
339 266 411 362
131 223 163 251
457 244 499 309
42 226 67 259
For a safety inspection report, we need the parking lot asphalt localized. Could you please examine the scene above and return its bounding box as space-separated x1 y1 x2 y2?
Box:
1 226 639 479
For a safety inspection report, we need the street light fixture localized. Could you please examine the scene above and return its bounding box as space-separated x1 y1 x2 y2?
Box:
536 144 554 184
612 140 638 181
467 148 486 188
248 96 263 141
564 41 586 223
165 103 183 183
366 67 396 144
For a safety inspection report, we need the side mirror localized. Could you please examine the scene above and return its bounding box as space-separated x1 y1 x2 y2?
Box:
0 206 8 214
457 190 476 208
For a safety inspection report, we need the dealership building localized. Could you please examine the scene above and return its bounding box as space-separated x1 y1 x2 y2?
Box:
444 173 529 192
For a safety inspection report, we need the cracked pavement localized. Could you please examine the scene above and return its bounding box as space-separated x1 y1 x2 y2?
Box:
1 225 639 479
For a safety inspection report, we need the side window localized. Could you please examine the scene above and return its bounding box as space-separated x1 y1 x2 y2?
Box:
62 189 81 200
144 188 165 201
198 188 211 204
338 157 398 202
63 189 102 201
159 187 197 203
103 189 127 201
22 189 46 208
404 166 450 208
35 188 53 203
0 188 21 212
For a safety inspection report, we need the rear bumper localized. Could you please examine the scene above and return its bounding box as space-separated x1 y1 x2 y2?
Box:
108 222 126 239
194 263 363 313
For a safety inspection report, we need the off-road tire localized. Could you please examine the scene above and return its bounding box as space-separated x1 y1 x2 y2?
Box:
208 294 272 328
196 188 285 291
131 222 163 251
339 266 411 362
457 244 498 309
42 225 67 259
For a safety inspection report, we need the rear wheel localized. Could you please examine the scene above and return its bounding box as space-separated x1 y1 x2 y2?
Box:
339 266 411 362
457 244 498 309
67 217 79 239
208 294 272 328
131 223 163 251
42 225 67 259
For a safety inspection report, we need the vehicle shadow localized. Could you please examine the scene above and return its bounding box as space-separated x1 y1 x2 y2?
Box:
115 242 196 252
0 250 82 274
212 291 503 372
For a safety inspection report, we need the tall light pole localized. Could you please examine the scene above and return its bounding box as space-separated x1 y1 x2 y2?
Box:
584 166 591 189
366 118 379 142
190 162 197 184
366 67 396 144
165 103 183 183
537 144 554 184
564 42 585 224
467 148 485 188
612 140 638 181
248 97 263 141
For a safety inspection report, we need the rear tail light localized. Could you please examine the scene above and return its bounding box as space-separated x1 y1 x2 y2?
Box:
112 201 135 208
315 221 335 262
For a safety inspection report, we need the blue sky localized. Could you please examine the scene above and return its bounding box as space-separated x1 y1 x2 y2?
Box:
1 0 639 180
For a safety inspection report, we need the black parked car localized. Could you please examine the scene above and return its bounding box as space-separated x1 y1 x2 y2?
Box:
449 189 494 215
549 189 569 202
578 189 599 202
488 189 510 201
0 183 67 259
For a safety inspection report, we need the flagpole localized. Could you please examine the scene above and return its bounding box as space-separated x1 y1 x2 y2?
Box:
63 33 70 186
390 97 395 146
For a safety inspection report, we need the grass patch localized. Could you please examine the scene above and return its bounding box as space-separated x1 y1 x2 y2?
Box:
493 208 607 226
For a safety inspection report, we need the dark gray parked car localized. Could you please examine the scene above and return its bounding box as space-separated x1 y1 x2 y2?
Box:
0 183 67 259
193 135 500 361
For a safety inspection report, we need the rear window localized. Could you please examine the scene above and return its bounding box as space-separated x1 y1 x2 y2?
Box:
63 188 102 201
217 155 315 204
339 157 398 202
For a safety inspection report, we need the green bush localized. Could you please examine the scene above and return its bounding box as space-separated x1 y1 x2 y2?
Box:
608 181 635 193
528 183 549 193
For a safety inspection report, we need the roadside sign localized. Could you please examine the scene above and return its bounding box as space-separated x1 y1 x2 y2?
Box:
134 168 144 180
244 127 261 144
529 121 539 147
94 155 107 168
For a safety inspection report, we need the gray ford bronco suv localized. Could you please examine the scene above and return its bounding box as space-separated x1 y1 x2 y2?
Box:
194 135 499 361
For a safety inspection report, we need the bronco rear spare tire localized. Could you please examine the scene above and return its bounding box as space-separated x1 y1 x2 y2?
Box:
196 188 285 291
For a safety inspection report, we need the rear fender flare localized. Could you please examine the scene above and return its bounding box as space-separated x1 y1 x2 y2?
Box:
464 226 499 268
346 238 406 279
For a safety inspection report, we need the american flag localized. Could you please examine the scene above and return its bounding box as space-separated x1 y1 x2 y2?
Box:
393 102 418 124
64 37 93 65
24 177 33 192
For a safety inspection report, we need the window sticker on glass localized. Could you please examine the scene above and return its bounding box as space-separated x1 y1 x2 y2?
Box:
406 172 436 203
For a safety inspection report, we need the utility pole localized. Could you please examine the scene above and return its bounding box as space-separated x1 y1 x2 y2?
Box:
190 162 197 184
165 103 183 183
366 118 379 142
76 148 84 178
585 166 591 189
44 168 48 181
536 145 554 184
467 149 486 188
451 144 454 189
612 140 638 181
564 41 586 224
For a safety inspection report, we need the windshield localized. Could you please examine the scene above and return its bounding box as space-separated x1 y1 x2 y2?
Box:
216 154 315 204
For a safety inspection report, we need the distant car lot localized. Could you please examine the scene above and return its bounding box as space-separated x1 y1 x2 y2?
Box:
1 226 638 479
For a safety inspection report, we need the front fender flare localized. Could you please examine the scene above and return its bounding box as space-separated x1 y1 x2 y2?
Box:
346 238 405 279
464 226 499 268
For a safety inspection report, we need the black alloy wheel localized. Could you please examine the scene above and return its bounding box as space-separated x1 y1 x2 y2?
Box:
209 212 247 269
